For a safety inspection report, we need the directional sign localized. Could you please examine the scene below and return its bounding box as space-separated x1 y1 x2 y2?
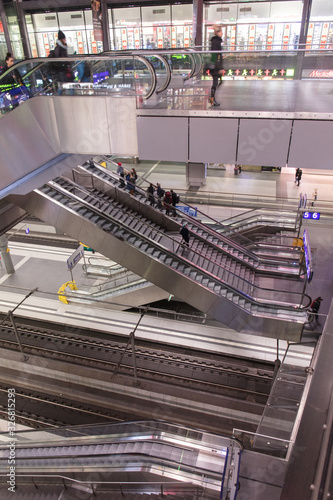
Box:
303 212 320 220
67 244 84 271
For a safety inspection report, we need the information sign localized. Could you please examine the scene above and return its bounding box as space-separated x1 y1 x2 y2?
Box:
67 244 84 271
303 212 320 220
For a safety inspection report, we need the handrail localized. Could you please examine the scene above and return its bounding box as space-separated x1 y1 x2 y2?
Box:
45 176 311 313
0 53 157 102
144 54 172 94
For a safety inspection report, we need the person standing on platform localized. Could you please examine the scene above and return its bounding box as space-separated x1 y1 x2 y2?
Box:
296 169 302 186
52 30 73 95
209 25 223 107
312 188 318 207
294 168 300 183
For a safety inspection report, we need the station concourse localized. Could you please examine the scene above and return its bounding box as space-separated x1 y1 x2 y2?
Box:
0 21 333 500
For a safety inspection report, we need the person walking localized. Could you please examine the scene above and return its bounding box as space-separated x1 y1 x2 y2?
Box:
294 168 300 183
310 297 323 323
209 25 223 107
296 169 302 186
180 222 190 247
312 188 318 207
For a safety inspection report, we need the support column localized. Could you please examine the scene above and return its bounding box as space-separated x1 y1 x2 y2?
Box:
14 0 31 59
295 0 312 80
0 0 12 55
193 0 204 48
0 235 14 274
101 0 110 52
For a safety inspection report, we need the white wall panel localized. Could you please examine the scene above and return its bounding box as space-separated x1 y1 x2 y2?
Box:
137 116 188 161
237 119 292 167
288 120 333 169
189 117 238 164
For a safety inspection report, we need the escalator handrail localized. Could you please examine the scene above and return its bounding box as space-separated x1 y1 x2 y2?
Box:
0 54 157 101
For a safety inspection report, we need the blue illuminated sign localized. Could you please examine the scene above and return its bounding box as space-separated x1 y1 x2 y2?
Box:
176 206 197 217
303 212 320 220
303 229 313 282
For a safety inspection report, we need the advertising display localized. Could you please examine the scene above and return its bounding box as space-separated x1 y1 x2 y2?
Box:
134 28 140 49
306 22 314 49
121 28 127 49
248 24 255 50
91 0 103 43
230 25 236 51
157 26 163 49
320 22 329 49
77 31 84 54
267 24 274 50
282 24 290 49
171 26 176 48
184 25 190 48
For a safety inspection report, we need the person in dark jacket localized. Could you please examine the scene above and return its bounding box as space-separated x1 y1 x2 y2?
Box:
180 222 190 247
147 183 155 206
171 189 179 216
310 297 323 323
296 168 302 186
164 190 172 215
209 25 223 107
52 30 73 94
0 52 23 87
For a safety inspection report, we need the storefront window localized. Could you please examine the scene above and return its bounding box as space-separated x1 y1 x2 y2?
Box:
204 1 302 51
309 0 333 50
141 5 171 49
111 7 141 50
172 4 193 48
5 4 23 59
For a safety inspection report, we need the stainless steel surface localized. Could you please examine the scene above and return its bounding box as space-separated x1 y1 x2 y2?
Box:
9 181 306 341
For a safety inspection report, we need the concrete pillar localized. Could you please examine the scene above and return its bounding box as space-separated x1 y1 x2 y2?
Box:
193 0 204 48
0 235 14 274
0 0 13 55
295 0 312 80
101 0 110 52
14 0 32 59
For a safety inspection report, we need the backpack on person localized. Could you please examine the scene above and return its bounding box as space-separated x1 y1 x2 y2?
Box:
174 193 180 204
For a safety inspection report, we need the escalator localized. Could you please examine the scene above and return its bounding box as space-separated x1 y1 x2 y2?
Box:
9 163 309 341
0 420 242 500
